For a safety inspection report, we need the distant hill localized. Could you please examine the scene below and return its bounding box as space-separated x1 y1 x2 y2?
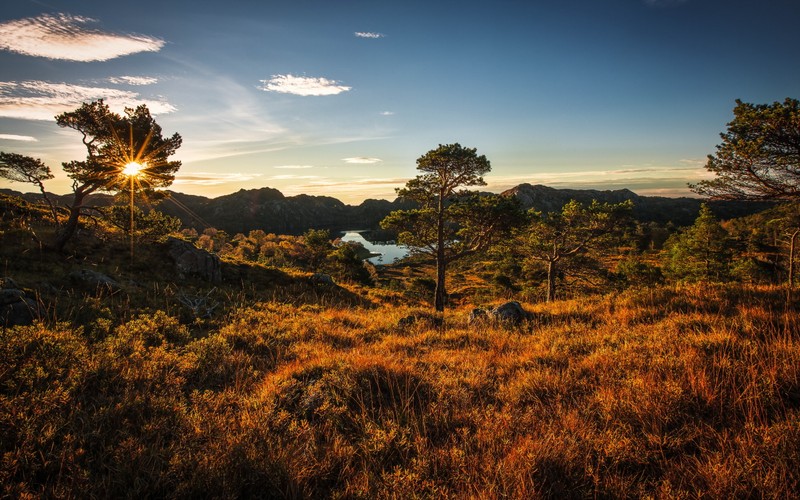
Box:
1 184 773 234
501 184 774 226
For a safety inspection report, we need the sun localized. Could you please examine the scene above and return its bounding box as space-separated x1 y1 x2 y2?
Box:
122 161 145 177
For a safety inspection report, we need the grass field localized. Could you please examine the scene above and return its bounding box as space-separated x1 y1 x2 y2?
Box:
2 280 798 498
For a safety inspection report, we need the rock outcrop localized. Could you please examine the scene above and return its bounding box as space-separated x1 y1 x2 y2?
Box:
0 278 42 326
166 237 222 283
469 301 531 326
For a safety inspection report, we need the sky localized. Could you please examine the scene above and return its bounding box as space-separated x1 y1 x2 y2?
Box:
0 0 798 204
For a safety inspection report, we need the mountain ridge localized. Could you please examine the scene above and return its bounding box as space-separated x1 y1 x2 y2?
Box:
1 184 772 235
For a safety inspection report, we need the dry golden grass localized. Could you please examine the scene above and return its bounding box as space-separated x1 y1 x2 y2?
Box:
1 283 799 498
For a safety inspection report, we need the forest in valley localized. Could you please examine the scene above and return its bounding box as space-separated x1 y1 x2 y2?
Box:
0 98 799 498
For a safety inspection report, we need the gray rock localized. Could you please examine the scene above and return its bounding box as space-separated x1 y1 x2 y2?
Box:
490 301 530 325
0 277 20 290
0 290 42 326
0 288 25 305
166 237 222 283
309 273 335 286
68 269 121 294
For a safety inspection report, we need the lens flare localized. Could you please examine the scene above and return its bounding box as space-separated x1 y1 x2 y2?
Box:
122 161 145 176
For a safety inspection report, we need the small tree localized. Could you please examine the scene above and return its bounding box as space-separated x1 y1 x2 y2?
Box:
663 204 731 282
380 143 521 311
106 205 182 241
303 229 333 271
52 100 182 250
516 199 633 302
0 152 59 225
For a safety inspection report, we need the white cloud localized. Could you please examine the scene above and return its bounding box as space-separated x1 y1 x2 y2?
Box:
380 111 394 116
173 172 262 186
0 134 37 142
270 174 321 180
0 13 165 62
108 76 158 86
0 80 176 121
355 32 385 39
258 74 351 96
342 157 382 164
274 165 314 169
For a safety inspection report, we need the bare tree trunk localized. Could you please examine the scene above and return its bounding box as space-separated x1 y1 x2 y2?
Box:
434 198 447 312
546 259 557 302
789 228 799 302
52 187 89 251
33 180 59 228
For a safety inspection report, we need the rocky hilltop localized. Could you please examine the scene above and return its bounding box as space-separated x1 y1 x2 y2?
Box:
1 184 772 234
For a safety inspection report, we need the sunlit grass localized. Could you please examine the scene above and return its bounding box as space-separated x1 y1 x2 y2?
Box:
2 282 798 497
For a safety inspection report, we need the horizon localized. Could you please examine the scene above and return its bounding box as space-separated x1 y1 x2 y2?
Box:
2 1 799 204
2 180 705 206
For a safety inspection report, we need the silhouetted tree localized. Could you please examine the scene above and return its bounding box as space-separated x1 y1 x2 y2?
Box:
53 100 182 250
381 143 522 311
0 152 59 225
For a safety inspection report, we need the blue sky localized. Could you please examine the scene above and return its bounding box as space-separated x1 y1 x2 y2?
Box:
0 0 798 203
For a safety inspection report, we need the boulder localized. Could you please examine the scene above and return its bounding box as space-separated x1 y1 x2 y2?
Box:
0 284 42 326
469 301 531 326
166 237 222 283
490 301 530 325
0 276 20 290
309 273 335 286
67 269 122 295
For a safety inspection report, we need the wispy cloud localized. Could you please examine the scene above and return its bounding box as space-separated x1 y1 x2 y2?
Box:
380 111 394 116
0 134 37 142
355 32 385 39
274 165 315 169
258 74 351 96
107 76 158 86
0 80 176 121
269 174 321 180
342 157 382 164
173 172 262 186
486 163 713 197
0 13 165 62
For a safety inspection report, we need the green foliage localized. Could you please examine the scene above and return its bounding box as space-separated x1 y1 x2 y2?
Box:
303 228 333 271
515 199 633 301
106 205 182 241
664 204 732 282
616 256 664 288
692 97 800 200
381 143 522 311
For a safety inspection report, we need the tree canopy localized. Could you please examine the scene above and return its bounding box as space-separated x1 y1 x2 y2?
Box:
51 100 182 249
691 98 800 201
381 143 521 311
516 199 633 301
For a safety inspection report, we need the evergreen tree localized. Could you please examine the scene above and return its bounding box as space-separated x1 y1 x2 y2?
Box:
664 204 731 282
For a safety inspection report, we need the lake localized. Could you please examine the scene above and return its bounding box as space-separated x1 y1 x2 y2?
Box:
339 231 409 265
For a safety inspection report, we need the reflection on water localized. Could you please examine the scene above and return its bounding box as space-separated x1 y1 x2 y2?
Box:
340 231 409 265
